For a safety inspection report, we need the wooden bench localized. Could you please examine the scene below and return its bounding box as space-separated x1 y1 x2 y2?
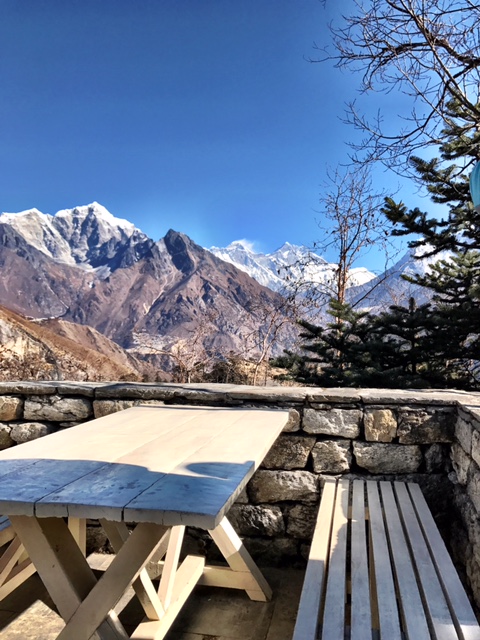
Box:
0 515 36 600
293 478 480 640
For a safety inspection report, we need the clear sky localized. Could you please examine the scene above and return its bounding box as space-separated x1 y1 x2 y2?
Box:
0 0 422 269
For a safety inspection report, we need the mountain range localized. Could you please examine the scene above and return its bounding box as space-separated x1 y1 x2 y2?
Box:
0 202 439 380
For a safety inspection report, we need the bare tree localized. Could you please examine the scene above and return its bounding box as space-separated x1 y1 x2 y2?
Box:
283 165 398 322
317 0 480 172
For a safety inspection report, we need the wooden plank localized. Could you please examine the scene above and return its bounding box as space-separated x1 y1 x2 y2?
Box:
10 515 128 640
34 407 287 522
350 480 372 640
366 481 402 640
158 525 185 609
124 410 288 528
56 521 169 640
68 517 87 556
0 557 36 601
292 478 336 640
131 555 205 640
100 520 167 622
406 482 480 640
393 482 456 640
380 481 431 640
321 479 349 640
209 516 272 601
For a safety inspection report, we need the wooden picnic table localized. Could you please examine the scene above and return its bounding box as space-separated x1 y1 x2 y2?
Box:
0 405 289 640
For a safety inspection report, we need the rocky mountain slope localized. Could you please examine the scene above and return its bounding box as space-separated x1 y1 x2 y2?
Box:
0 305 153 381
0 203 296 369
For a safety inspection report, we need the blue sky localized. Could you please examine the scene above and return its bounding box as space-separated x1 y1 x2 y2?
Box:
1 0 426 270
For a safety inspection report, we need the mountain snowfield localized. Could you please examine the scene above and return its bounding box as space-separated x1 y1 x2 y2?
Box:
0 201 444 316
209 241 376 294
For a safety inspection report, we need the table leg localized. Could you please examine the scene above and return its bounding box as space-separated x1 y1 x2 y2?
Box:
10 515 169 640
10 515 128 640
208 516 272 601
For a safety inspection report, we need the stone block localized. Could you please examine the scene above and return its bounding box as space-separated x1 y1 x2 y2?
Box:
228 504 285 536
456 416 473 454
397 408 454 444
472 429 480 469
0 396 22 421
364 409 397 442
24 395 93 422
10 422 51 443
467 463 480 515
451 443 471 485
286 503 318 539
303 408 361 438
424 443 449 473
0 423 14 449
353 442 422 474
311 440 351 473
282 408 301 433
248 470 319 504
242 536 299 567
93 398 165 418
262 435 316 470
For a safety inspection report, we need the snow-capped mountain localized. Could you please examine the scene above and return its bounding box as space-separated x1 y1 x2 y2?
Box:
0 202 150 273
0 203 298 363
348 245 453 310
209 241 376 293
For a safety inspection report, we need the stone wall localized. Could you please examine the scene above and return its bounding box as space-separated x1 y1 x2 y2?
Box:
0 382 477 588
449 398 480 605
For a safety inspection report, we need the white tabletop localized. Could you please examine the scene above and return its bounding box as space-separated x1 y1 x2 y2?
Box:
0 406 288 528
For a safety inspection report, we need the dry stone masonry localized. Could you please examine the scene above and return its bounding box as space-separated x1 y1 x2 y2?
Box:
0 382 478 606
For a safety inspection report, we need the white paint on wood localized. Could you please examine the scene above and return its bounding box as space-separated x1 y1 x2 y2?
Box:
350 480 372 640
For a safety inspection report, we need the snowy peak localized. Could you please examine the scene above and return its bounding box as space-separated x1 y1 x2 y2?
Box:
0 202 147 271
209 241 376 292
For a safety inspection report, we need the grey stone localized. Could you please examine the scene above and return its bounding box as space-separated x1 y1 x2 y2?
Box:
472 429 480 469
242 536 299 567
424 443 449 473
456 415 473 454
234 487 249 504
24 395 93 422
286 503 318 539
0 396 22 421
353 442 422 473
93 399 164 418
397 408 455 444
303 408 361 438
11 422 51 443
0 423 13 450
262 435 316 470
311 440 351 473
95 383 177 400
248 470 319 504
0 381 56 395
364 409 397 442
228 504 285 536
468 462 480 514
307 388 361 403
451 443 471 485
282 409 301 433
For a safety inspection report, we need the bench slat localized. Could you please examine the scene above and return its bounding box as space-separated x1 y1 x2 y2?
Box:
292 478 337 640
406 483 480 640
294 479 480 640
367 481 403 640
393 481 457 640
350 480 372 640
380 481 432 640
322 479 349 640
